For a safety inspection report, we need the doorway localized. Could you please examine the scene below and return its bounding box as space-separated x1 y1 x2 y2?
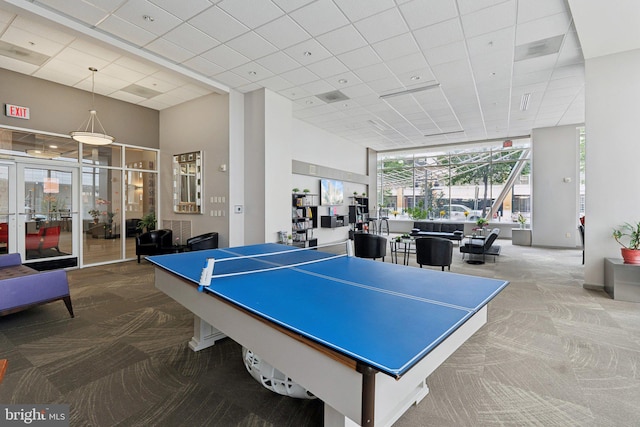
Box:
17 163 78 267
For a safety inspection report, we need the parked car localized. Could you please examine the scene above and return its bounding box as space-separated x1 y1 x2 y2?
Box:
440 204 482 220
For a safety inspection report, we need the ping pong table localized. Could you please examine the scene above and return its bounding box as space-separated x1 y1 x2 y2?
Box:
148 242 508 427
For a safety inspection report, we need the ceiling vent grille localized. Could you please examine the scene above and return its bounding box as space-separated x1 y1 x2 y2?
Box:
316 90 349 103
0 40 50 66
121 84 162 99
515 35 564 62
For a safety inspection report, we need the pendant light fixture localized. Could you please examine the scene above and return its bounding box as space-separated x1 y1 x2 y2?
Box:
70 67 115 146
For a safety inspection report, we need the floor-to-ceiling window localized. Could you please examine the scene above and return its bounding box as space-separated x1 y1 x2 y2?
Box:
1 127 158 267
378 139 532 224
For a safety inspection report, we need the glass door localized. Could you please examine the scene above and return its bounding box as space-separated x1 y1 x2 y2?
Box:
0 163 16 255
18 164 78 264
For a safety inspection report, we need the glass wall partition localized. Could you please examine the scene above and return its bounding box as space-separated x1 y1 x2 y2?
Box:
378 139 532 224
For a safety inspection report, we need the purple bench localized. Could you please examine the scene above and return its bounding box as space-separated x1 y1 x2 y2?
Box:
0 253 73 318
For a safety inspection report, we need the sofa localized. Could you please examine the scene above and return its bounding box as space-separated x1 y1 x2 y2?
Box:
0 253 74 317
410 221 464 243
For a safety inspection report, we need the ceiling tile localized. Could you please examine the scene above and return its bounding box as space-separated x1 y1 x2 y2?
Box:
372 32 420 61
226 32 278 60
0 55 39 75
256 15 310 50
213 70 251 87
1 25 66 56
163 24 220 54
54 46 111 70
188 6 249 42
461 1 516 39
352 62 392 82
306 56 349 79
271 0 316 13
255 51 301 74
257 75 295 91
353 8 409 44
232 62 274 82
114 0 182 36
31 0 108 26
333 0 396 22
69 39 122 63
316 25 368 56
337 46 381 70
457 0 512 16
101 62 149 82
149 0 213 20
424 40 468 67
399 0 458 30
280 66 320 85
182 55 225 76
113 55 159 75
413 18 464 50
517 0 566 24
98 15 157 46
201 44 250 69
289 0 349 37
385 52 429 76
515 12 571 46
284 38 332 65
145 38 194 63
217 0 284 28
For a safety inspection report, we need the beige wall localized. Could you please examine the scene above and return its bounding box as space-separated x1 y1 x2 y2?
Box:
159 93 230 247
0 68 159 148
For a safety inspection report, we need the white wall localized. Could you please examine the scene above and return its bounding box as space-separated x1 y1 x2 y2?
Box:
291 119 369 243
228 89 245 247
584 48 640 286
159 93 230 246
244 88 293 244
531 125 580 247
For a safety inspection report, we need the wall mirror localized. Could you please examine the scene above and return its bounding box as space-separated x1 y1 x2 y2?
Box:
173 151 202 213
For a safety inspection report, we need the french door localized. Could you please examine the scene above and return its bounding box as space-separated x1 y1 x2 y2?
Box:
13 162 79 264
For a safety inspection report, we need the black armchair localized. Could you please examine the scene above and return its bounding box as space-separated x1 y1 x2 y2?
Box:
353 232 387 261
126 218 141 237
187 232 219 251
460 228 501 264
578 224 585 264
415 237 453 271
136 229 173 263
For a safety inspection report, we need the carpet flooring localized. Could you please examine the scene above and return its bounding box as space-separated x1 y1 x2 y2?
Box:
1 240 639 426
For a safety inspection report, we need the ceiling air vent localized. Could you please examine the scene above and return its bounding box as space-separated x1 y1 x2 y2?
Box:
121 84 162 99
316 90 349 104
515 35 564 62
0 40 50 66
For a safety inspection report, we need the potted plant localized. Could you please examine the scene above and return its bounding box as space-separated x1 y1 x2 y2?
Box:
292 187 300 193
613 221 640 264
137 212 157 233
476 218 489 228
88 209 100 224
517 213 527 229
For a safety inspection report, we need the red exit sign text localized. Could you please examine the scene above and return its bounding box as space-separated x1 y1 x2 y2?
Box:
5 104 30 119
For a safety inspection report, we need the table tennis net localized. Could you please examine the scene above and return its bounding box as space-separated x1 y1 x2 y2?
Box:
198 241 350 289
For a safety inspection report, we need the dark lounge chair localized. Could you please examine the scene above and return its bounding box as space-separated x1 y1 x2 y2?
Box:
353 232 387 261
136 229 173 263
415 237 453 271
460 228 501 264
187 232 219 251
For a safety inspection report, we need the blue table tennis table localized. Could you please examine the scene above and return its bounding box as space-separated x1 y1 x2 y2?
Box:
149 242 508 427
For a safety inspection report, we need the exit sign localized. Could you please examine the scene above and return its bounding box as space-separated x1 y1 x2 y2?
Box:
5 104 30 119
503 140 512 148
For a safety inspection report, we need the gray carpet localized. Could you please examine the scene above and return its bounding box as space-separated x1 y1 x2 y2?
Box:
1 241 639 426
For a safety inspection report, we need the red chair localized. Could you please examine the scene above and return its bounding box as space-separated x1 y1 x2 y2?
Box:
0 223 7 244
25 226 61 254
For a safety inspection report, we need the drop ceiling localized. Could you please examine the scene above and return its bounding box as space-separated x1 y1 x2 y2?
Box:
0 0 588 152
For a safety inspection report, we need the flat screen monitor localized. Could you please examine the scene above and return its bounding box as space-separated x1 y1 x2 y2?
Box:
320 178 344 206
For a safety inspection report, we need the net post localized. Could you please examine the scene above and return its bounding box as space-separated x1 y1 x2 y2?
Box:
346 239 354 257
198 258 215 292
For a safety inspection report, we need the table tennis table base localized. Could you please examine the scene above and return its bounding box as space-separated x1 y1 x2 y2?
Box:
155 267 488 427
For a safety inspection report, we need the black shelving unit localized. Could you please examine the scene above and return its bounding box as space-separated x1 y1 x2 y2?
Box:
292 193 318 245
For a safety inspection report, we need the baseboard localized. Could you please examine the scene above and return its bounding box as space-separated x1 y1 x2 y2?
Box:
582 282 604 291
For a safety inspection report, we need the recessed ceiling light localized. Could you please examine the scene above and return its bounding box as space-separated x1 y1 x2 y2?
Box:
338 79 348 84
49 145 58 149
303 51 312 57
489 72 496 77
28 41 35 46
143 15 154 22
306 100 314 105
410 76 421 81
248 71 257 76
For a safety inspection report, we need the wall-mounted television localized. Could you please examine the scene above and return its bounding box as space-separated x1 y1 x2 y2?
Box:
320 178 344 206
